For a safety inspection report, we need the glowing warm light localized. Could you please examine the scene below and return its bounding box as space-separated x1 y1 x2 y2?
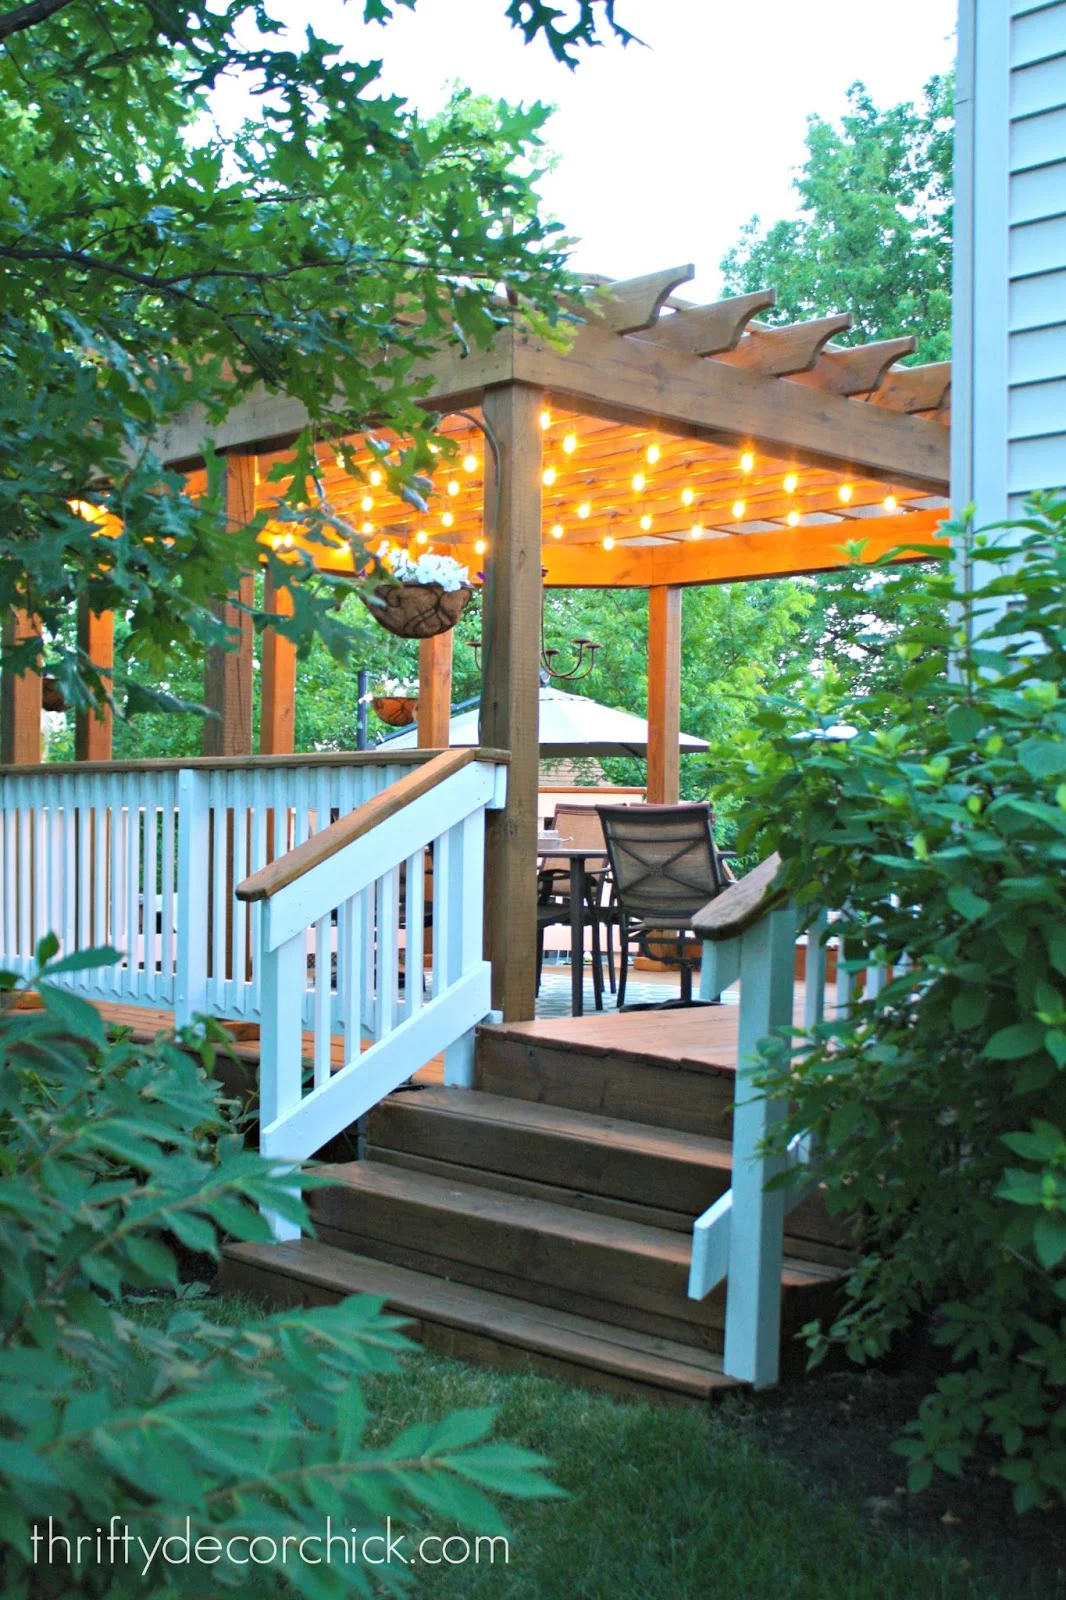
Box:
681 487 695 507
631 472 646 493
690 524 704 540
416 530 428 545
577 501 591 519
646 443 661 464
361 521 373 535
361 495 374 513
474 538 487 555
369 469 383 487
539 410 552 430
784 473 799 494
442 511 454 528
551 523 564 540
562 433 577 455
732 501 746 520
68 498 104 523
447 479 460 497
603 535 615 551
428 443 440 455
884 494 898 513
463 453 478 473
639 513 652 532
740 451 755 473
786 510 800 527
838 484 854 504
542 467 557 487
281 532 295 549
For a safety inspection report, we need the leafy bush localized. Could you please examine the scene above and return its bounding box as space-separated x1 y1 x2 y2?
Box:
725 495 1066 1510
0 945 557 1596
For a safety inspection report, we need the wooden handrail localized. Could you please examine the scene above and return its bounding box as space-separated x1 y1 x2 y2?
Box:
0 748 509 780
692 852 785 942
235 747 501 903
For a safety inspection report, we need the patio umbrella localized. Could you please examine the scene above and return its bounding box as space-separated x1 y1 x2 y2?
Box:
384 684 709 758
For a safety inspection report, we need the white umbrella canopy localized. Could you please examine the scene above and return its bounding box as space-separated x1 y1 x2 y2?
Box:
385 684 709 759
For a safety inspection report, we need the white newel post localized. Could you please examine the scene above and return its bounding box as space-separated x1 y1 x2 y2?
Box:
442 808 486 1087
175 769 210 1028
258 930 306 1241
724 901 798 1387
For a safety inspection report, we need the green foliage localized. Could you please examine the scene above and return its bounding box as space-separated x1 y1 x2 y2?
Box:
0 945 557 1595
722 77 953 361
723 496 1066 1510
0 0 603 724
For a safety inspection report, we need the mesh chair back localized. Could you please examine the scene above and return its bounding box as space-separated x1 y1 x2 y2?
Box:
596 803 724 926
541 802 612 899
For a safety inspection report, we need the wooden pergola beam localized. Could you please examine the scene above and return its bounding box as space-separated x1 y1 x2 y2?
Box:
788 336 919 397
204 449 256 757
417 632 453 748
647 587 681 804
870 361 952 413
259 572 296 755
589 265 696 334
714 314 854 377
635 290 778 356
514 327 950 490
535 508 949 588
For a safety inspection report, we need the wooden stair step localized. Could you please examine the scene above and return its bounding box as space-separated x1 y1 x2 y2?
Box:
308 1161 837 1347
221 1238 740 1405
475 1022 736 1138
366 1087 733 1226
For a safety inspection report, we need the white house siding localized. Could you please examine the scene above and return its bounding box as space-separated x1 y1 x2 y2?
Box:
953 0 1066 527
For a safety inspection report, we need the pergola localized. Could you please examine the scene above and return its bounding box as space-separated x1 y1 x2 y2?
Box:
0 263 952 1020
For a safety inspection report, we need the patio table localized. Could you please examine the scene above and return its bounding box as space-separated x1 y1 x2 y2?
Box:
537 844 609 1018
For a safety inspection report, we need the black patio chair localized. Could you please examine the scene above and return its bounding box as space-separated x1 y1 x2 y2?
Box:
595 802 730 1008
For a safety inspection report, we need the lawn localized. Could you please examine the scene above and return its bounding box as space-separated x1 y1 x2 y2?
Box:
147 1293 997 1600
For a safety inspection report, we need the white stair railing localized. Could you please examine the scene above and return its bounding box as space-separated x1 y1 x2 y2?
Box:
235 749 507 1241
688 854 820 1387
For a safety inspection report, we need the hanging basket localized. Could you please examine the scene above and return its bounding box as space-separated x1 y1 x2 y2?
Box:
364 581 473 640
372 695 418 727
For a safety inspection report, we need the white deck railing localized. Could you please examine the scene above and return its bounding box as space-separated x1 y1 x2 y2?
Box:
688 859 875 1387
234 748 507 1240
0 752 456 1028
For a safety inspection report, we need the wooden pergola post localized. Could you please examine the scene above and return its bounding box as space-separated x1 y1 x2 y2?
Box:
480 383 544 1021
75 601 114 762
259 572 296 755
204 448 256 757
417 632 453 748
646 585 682 804
0 610 42 766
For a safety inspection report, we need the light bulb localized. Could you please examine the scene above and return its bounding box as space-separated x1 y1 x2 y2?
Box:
646 443 661 464
639 513 652 531
447 479 460 497
281 532 295 549
786 510 800 527
442 511 454 528
539 410 552 430
732 500 746 520
838 484 854 504
784 473 798 494
690 524 703 540
603 535 615 551
416 530 428 545
474 538 487 555
577 501 590 519
631 472 645 493
740 451 755 473
681 487 695 507
884 494 898 513
542 467 556 487
361 520 373 535
428 443 440 455
369 468 383 487
361 495 374 513
463 453 478 473
550 523 564 540
563 433 577 455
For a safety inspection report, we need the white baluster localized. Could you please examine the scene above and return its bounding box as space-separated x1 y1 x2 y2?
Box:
259 931 306 1242
442 810 485 1087
803 909 828 1032
403 849 425 1019
175 770 210 1028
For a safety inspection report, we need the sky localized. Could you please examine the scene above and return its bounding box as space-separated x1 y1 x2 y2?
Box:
270 0 959 301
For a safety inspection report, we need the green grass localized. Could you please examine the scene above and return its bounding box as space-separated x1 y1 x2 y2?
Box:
138 1292 989 1600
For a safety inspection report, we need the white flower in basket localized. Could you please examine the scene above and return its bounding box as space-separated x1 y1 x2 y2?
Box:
365 543 476 639
374 543 471 593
